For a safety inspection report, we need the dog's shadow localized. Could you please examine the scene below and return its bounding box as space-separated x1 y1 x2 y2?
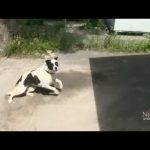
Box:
34 87 53 95
34 87 61 96
12 87 60 99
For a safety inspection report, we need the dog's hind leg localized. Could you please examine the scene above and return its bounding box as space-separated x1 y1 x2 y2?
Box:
8 85 27 104
26 87 35 97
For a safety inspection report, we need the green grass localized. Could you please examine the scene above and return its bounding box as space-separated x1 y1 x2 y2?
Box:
4 37 60 57
3 31 84 57
3 20 150 57
103 34 150 53
3 21 87 57
4 33 150 57
81 35 104 50
59 33 84 52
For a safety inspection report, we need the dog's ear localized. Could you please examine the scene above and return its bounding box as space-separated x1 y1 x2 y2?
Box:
55 57 58 60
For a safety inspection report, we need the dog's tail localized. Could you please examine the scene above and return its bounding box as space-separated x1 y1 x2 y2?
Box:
6 75 23 96
15 75 22 85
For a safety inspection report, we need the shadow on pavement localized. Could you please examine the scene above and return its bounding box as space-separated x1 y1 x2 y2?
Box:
89 55 150 131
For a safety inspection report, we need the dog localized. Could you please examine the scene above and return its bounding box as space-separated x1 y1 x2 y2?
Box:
6 52 63 104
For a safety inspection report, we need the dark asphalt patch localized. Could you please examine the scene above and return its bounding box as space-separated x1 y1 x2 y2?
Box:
90 55 150 131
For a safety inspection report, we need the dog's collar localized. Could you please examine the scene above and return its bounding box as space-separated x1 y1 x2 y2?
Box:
45 70 55 75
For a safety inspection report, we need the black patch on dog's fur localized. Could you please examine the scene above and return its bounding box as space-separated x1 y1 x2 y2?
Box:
15 75 22 85
24 73 40 87
46 60 54 70
55 62 58 67
32 75 40 85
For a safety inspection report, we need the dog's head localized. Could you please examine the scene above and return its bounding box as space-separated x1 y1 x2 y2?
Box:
44 51 59 73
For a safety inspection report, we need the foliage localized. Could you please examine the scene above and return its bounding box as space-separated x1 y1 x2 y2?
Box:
3 19 150 57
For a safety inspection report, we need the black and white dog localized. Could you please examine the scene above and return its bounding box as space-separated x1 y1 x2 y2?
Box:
7 53 63 104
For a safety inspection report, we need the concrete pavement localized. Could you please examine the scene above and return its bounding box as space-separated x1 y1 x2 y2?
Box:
1 50 149 131
0 50 101 131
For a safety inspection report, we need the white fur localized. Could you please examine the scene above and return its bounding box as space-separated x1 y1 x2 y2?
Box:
7 57 63 104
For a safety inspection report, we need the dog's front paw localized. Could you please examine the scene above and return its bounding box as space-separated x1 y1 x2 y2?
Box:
53 90 59 96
